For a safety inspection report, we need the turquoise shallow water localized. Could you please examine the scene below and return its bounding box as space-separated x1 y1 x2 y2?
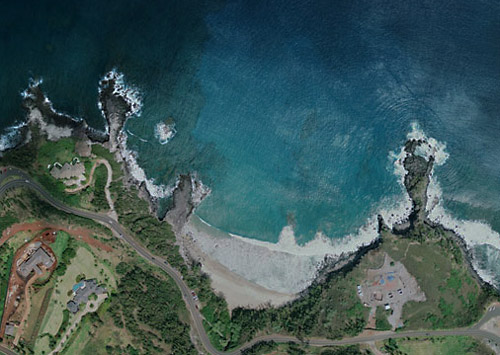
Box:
1 0 500 244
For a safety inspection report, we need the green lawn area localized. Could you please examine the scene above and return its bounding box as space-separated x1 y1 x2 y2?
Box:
51 231 71 260
91 144 122 179
37 138 76 169
59 314 93 355
23 285 54 348
375 306 392 331
381 336 494 355
35 246 116 353
377 230 489 330
6 230 33 251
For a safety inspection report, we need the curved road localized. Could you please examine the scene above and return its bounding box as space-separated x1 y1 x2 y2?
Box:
0 167 499 355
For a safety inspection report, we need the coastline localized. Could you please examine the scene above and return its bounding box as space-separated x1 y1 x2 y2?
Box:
166 123 500 304
2 73 500 308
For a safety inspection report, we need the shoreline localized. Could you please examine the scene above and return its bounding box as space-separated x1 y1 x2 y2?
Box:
2 73 500 307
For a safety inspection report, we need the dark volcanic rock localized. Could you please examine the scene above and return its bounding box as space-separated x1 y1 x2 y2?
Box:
165 175 195 234
97 76 131 152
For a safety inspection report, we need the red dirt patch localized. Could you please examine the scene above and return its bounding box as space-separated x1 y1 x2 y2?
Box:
0 236 58 340
1 221 112 252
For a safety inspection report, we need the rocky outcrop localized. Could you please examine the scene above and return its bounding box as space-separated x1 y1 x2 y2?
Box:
97 75 131 152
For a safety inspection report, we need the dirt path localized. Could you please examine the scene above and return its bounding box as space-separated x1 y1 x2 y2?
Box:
13 273 42 345
50 293 107 355
1 221 112 252
64 159 103 194
65 159 117 219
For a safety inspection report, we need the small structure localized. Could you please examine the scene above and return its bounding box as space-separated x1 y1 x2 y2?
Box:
4 323 16 337
66 279 106 314
17 246 55 279
66 300 79 314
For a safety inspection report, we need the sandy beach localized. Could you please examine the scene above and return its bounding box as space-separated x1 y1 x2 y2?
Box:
180 223 295 310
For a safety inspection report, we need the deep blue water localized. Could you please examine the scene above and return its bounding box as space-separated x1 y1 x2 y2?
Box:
1 0 500 244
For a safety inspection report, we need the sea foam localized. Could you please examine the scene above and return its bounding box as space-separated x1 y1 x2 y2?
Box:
154 121 177 145
0 121 28 152
98 69 142 119
99 70 187 200
189 122 500 293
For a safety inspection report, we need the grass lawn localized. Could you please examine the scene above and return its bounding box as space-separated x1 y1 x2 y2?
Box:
6 230 33 251
37 138 76 169
375 306 392 331
380 336 494 355
65 311 134 355
34 335 51 355
60 315 93 355
90 144 122 179
36 246 116 342
23 285 54 347
378 230 486 330
51 231 71 260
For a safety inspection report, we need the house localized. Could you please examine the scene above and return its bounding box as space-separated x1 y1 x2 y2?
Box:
4 323 16 337
66 279 106 314
18 246 55 279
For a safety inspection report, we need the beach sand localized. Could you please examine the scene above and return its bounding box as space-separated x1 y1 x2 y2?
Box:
180 225 295 310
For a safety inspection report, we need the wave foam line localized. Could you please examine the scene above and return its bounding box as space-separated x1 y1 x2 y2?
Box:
98 69 142 119
0 121 28 152
216 122 500 273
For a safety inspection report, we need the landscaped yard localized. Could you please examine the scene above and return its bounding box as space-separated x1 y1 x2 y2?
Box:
34 245 116 354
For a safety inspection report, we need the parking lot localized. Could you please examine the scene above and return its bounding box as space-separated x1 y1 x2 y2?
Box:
358 253 426 329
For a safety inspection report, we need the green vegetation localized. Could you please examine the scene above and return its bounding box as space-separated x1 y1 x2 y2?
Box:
113 183 184 268
53 239 77 277
0 213 17 234
51 231 71 260
91 164 109 211
3 188 112 238
381 336 494 355
24 287 54 348
37 138 76 168
59 312 94 355
36 245 116 353
375 306 392 331
0 243 13 322
0 138 37 170
109 265 196 354
240 341 366 355
378 229 495 330
91 144 122 179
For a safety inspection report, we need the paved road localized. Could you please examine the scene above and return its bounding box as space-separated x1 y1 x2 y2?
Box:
0 168 219 355
1 167 499 355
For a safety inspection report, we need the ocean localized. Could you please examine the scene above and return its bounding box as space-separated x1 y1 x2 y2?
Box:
1 0 500 255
